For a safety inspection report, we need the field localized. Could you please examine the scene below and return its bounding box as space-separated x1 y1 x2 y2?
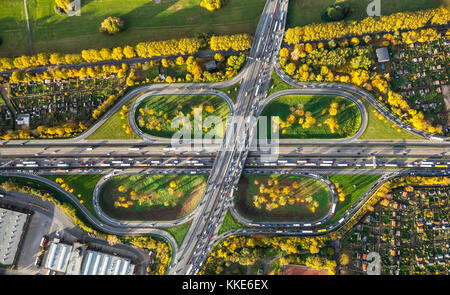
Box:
0 0 266 57
86 92 142 140
286 0 446 28
44 174 103 218
358 101 424 141
260 95 361 139
0 0 29 57
98 174 208 221
135 94 231 138
325 174 381 224
235 175 332 222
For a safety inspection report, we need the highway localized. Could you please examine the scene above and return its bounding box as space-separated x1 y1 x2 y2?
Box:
168 0 291 275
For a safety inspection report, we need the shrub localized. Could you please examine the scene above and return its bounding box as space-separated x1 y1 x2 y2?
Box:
321 1 352 22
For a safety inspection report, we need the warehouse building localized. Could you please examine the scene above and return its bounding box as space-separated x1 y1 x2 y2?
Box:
0 208 29 266
44 239 135 275
44 241 73 273
80 250 135 275
65 243 86 275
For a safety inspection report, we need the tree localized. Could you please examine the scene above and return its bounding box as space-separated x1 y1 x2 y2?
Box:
340 253 350 266
285 63 297 76
106 235 120 246
99 17 125 35
123 46 136 59
176 56 185 65
55 0 71 13
214 53 225 62
200 0 225 12
111 47 124 60
161 58 169 68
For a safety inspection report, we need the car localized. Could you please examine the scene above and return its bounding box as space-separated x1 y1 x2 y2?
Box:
34 256 42 267
40 236 49 249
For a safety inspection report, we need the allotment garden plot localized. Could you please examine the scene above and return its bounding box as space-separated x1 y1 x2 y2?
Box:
260 95 361 139
134 94 231 138
98 174 208 221
235 175 332 222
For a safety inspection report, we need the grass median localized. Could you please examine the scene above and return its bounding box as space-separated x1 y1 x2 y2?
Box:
98 174 208 221
135 94 231 139
235 174 332 222
260 94 361 139
325 174 381 224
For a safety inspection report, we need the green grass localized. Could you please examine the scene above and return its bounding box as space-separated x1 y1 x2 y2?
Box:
135 94 230 138
0 0 29 57
165 220 192 247
236 174 332 222
99 174 208 221
267 70 295 96
86 94 142 140
43 174 103 218
325 174 381 224
1 0 266 57
220 83 241 103
359 101 424 141
261 95 361 139
286 0 446 28
218 210 247 235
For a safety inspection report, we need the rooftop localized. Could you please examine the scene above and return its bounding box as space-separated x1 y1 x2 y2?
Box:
376 47 390 63
44 241 73 273
0 208 28 266
80 250 135 275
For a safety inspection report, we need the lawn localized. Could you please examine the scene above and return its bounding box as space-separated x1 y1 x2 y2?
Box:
135 94 231 138
325 174 381 224
99 174 208 221
1 0 266 57
220 83 241 103
260 95 361 139
217 210 247 235
358 101 424 141
43 174 103 218
165 220 192 247
86 92 142 140
267 70 295 96
0 0 29 57
235 174 332 222
286 0 445 28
